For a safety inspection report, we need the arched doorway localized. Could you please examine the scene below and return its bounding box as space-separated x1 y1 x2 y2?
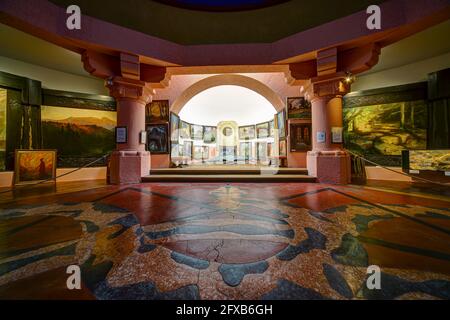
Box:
169 75 283 167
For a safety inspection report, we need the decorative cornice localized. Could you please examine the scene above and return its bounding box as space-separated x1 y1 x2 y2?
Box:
304 73 351 101
106 76 154 105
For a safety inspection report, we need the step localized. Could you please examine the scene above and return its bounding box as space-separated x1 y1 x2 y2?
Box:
142 174 317 183
150 168 309 175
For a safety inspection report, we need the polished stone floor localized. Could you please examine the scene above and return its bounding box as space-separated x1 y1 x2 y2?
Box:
0 182 449 300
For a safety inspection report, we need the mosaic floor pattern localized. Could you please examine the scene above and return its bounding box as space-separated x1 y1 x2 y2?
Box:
0 183 449 300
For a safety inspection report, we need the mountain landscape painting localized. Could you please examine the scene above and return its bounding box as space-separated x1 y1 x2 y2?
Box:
41 106 117 157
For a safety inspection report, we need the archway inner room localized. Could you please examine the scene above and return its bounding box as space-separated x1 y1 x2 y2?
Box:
0 0 450 304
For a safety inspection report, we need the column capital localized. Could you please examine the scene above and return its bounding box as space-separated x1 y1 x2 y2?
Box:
304 73 351 102
106 76 154 105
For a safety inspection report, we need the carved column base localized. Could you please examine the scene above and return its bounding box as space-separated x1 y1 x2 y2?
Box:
307 150 351 184
109 151 150 185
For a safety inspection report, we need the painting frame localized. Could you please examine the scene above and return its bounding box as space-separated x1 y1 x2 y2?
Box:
170 112 180 142
279 139 287 157
179 121 191 139
276 110 286 139
290 123 312 152
203 126 217 144
14 149 57 186
256 122 270 139
145 100 169 123
146 123 169 154
287 97 311 119
191 124 204 141
239 125 255 140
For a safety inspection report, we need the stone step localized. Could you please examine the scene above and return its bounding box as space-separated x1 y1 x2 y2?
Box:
150 168 309 175
142 174 316 183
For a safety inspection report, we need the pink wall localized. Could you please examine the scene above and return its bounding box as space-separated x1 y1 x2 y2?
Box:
151 154 170 168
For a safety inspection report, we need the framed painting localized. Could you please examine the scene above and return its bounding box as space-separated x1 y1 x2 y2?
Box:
239 125 255 140
240 142 252 160
180 121 191 139
203 126 217 144
343 83 428 166
287 97 311 119
145 100 169 123
290 123 312 152
268 120 275 137
146 124 169 154
279 139 287 157
267 142 273 157
170 112 180 142
257 142 268 161
202 146 210 159
14 149 57 185
183 141 193 159
276 110 286 139
193 146 203 160
171 143 180 158
256 122 270 139
191 124 204 140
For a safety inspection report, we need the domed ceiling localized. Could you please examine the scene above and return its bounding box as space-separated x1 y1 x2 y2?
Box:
153 0 289 12
48 0 386 45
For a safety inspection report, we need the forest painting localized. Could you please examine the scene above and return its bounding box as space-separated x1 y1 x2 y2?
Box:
0 89 6 171
343 101 427 156
41 106 117 157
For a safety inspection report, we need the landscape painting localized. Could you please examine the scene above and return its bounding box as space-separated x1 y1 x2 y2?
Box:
203 126 217 144
147 124 169 154
41 106 116 157
180 121 191 139
14 150 56 185
269 120 275 137
256 122 269 138
287 97 311 119
146 100 169 123
240 142 252 160
170 113 180 142
191 125 204 140
343 100 427 156
409 150 450 171
239 125 255 140
0 89 6 171
277 110 286 139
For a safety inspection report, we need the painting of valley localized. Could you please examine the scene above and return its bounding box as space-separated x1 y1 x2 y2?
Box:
343 101 427 157
41 106 117 159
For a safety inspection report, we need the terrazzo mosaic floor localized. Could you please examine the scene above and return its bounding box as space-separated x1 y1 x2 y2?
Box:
0 182 449 300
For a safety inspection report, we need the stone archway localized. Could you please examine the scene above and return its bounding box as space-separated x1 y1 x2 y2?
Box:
170 74 285 114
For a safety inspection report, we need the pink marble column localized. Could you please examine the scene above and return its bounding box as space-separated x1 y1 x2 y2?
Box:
107 77 153 184
306 78 351 184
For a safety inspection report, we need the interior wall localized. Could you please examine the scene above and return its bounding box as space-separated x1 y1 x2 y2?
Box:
0 55 107 95
352 52 450 92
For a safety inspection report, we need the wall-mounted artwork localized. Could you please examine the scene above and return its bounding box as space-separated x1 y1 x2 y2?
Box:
171 143 180 158
183 141 193 159
267 142 273 157
170 113 180 142
239 125 255 140
269 120 275 138
408 150 450 171
0 89 6 171
279 139 287 156
191 124 204 140
202 146 210 159
41 106 116 157
240 142 252 160
257 142 267 160
180 121 191 139
256 122 270 138
14 149 57 185
277 110 286 139
193 146 203 160
146 124 169 154
145 100 169 123
290 123 312 152
343 101 427 156
203 126 217 144
287 97 311 119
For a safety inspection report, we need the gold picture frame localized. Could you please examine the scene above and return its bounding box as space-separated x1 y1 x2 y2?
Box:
14 149 57 186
